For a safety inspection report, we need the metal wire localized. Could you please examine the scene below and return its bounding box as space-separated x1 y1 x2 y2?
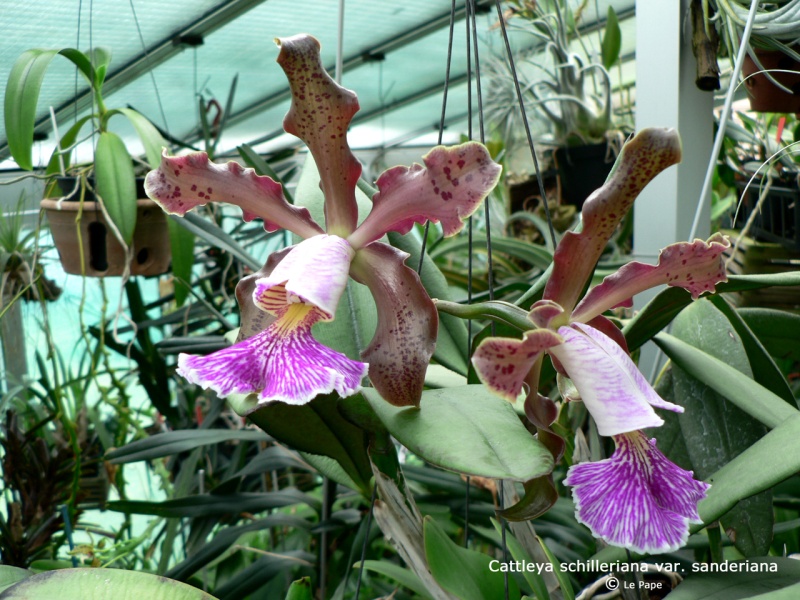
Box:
128 0 170 135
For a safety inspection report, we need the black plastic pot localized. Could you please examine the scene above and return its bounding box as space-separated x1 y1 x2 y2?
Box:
554 143 615 210
735 180 800 251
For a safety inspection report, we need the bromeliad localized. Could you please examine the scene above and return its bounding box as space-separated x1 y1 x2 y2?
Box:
466 128 728 554
145 34 500 409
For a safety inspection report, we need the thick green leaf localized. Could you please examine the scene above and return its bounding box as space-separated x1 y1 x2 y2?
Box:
356 561 433 599
699 414 800 531
0 568 218 600
230 393 372 495
601 7 622 69
663 558 800 599
285 577 313 600
424 516 519 600
213 551 312 600
654 333 797 429
106 429 270 464
740 307 800 362
95 131 137 244
670 299 772 556
708 295 796 406
364 385 554 481
4 49 59 170
167 218 196 307
113 107 167 169
0 567 30 594
107 489 317 518
623 272 800 352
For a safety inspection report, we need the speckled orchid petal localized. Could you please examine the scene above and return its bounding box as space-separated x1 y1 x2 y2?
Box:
472 329 563 402
571 233 731 323
253 234 354 320
544 128 682 312
145 150 323 239
276 34 361 236
347 142 502 249
178 303 367 407
549 323 682 436
235 246 293 342
527 299 567 329
348 242 436 407
565 431 709 554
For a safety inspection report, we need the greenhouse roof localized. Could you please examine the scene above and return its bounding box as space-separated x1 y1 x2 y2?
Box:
0 0 636 169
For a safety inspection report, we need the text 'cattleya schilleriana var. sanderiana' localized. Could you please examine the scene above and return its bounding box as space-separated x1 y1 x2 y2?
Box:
472 128 730 554
145 33 501 410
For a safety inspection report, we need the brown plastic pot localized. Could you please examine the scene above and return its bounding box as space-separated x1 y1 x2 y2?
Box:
41 198 171 277
742 49 800 113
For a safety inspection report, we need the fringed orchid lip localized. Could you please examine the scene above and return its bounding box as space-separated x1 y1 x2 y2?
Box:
176 234 367 407
565 431 709 554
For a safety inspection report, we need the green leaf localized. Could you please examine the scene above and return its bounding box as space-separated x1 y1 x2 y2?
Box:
536 535 574 600
363 385 554 481
107 489 317 518
663 558 800 599
430 235 553 272
94 131 137 244
4 49 59 170
237 144 294 203
0 567 31 594
740 307 800 362
230 393 372 495
654 333 797 429
106 429 270 464
44 115 92 175
212 551 311 600
601 7 622 69
670 299 772 556
708 295 796 406
167 218 196 307
492 523 549 600
113 107 166 168
699 414 800 533
355 561 433 599
0 568 218 599
284 577 313 600
424 516 518 600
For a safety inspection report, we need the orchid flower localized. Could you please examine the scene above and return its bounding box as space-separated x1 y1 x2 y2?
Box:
145 34 501 409
471 128 729 554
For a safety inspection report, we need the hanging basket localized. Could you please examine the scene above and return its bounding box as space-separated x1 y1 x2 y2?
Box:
41 196 171 277
742 49 800 113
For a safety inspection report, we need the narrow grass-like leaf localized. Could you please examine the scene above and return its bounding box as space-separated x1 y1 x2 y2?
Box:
355 561 433 599
106 429 270 464
663 557 800 599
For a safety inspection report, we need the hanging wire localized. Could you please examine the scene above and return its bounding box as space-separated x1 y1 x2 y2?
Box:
418 0 458 275
128 0 170 134
493 0 557 249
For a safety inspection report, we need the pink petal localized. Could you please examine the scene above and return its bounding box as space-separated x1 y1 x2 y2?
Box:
276 34 361 236
571 233 731 323
549 323 682 436
348 242 437 407
543 129 682 312
235 246 293 341
145 150 323 239
565 431 709 554
253 234 354 319
527 299 567 329
347 143 502 249
472 329 563 402
178 305 367 409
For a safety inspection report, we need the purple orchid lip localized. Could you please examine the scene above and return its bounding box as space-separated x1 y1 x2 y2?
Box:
565 431 709 554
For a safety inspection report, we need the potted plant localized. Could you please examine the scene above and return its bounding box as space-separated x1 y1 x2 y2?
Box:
486 0 627 209
4 47 172 276
705 0 800 112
